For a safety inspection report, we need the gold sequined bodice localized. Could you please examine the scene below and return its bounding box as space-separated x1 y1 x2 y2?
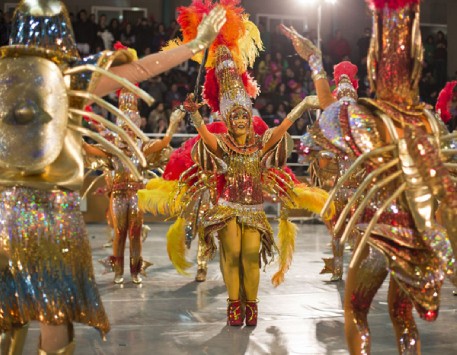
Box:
221 149 263 205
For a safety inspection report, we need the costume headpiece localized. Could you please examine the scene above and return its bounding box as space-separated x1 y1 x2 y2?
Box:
366 0 422 106
333 61 358 100
1 0 80 63
164 0 262 122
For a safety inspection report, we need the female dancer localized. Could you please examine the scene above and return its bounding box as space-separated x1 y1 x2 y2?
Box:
0 0 226 353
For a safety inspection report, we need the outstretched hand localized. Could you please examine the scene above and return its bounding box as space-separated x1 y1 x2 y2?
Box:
169 108 186 127
183 93 204 113
195 5 227 48
279 24 321 61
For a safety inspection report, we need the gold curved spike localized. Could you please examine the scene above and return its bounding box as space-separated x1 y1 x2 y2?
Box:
444 163 457 169
81 173 106 201
442 149 457 155
441 132 457 141
339 170 403 246
377 112 400 142
68 124 142 181
333 157 400 234
64 64 154 106
69 109 147 168
349 182 407 269
320 144 396 217
69 91 149 142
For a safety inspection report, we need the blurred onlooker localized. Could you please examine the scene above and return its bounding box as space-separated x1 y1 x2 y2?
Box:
356 27 371 64
135 18 154 56
261 103 277 127
165 83 184 110
167 20 180 40
152 23 169 52
74 9 97 55
120 23 136 48
435 31 448 87
423 35 435 70
96 14 114 50
327 29 351 65
109 18 122 42
146 103 168 133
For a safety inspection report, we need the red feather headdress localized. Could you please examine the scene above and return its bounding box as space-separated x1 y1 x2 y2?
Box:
163 0 262 113
334 61 359 90
366 0 420 10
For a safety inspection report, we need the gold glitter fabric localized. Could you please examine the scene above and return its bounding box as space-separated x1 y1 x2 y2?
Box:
0 186 110 336
193 134 286 265
363 223 444 319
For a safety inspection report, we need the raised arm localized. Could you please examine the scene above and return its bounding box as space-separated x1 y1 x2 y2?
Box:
93 6 226 97
263 96 319 153
280 25 336 110
183 94 220 155
143 109 186 155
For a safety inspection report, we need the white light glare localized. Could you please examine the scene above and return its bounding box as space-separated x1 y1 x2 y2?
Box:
297 0 337 4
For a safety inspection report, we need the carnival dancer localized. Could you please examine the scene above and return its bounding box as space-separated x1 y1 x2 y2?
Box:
85 89 185 284
282 0 457 352
138 0 333 327
300 61 361 281
0 0 226 353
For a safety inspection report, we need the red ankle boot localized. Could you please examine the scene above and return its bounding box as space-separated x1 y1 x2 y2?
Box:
245 300 258 326
227 299 243 326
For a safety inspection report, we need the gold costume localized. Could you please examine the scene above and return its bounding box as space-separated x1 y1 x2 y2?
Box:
0 0 227 353
283 0 457 353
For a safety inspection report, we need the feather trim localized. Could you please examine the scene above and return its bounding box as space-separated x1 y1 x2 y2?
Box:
271 218 297 287
286 183 335 220
137 178 181 216
167 217 192 275
436 81 457 124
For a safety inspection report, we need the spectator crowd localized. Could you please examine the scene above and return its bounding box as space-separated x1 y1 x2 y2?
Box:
0 8 453 134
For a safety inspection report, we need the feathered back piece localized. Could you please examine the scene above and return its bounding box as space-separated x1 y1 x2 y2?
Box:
366 0 420 10
163 0 262 113
436 81 457 124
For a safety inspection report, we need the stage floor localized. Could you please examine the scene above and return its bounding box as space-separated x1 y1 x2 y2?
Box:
21 222 457 354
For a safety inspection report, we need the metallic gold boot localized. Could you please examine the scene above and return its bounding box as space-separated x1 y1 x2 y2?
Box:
113 256 124 284
38 324 75 355
1 323 29 355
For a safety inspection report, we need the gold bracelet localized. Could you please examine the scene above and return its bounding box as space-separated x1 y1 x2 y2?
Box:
186 40 206 55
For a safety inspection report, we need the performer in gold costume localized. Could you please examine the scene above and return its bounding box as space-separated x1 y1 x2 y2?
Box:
283 0 457 353
0 0 226 353
85 90 185 284
139 0 332 327
300 61 361 281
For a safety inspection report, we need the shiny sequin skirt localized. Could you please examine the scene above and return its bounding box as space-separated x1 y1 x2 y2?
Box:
202 203 275 266
0 187 110 336
363 223 445 321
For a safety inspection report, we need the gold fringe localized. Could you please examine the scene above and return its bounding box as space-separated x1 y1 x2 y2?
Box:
166 217 192 275
271 218 297 287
